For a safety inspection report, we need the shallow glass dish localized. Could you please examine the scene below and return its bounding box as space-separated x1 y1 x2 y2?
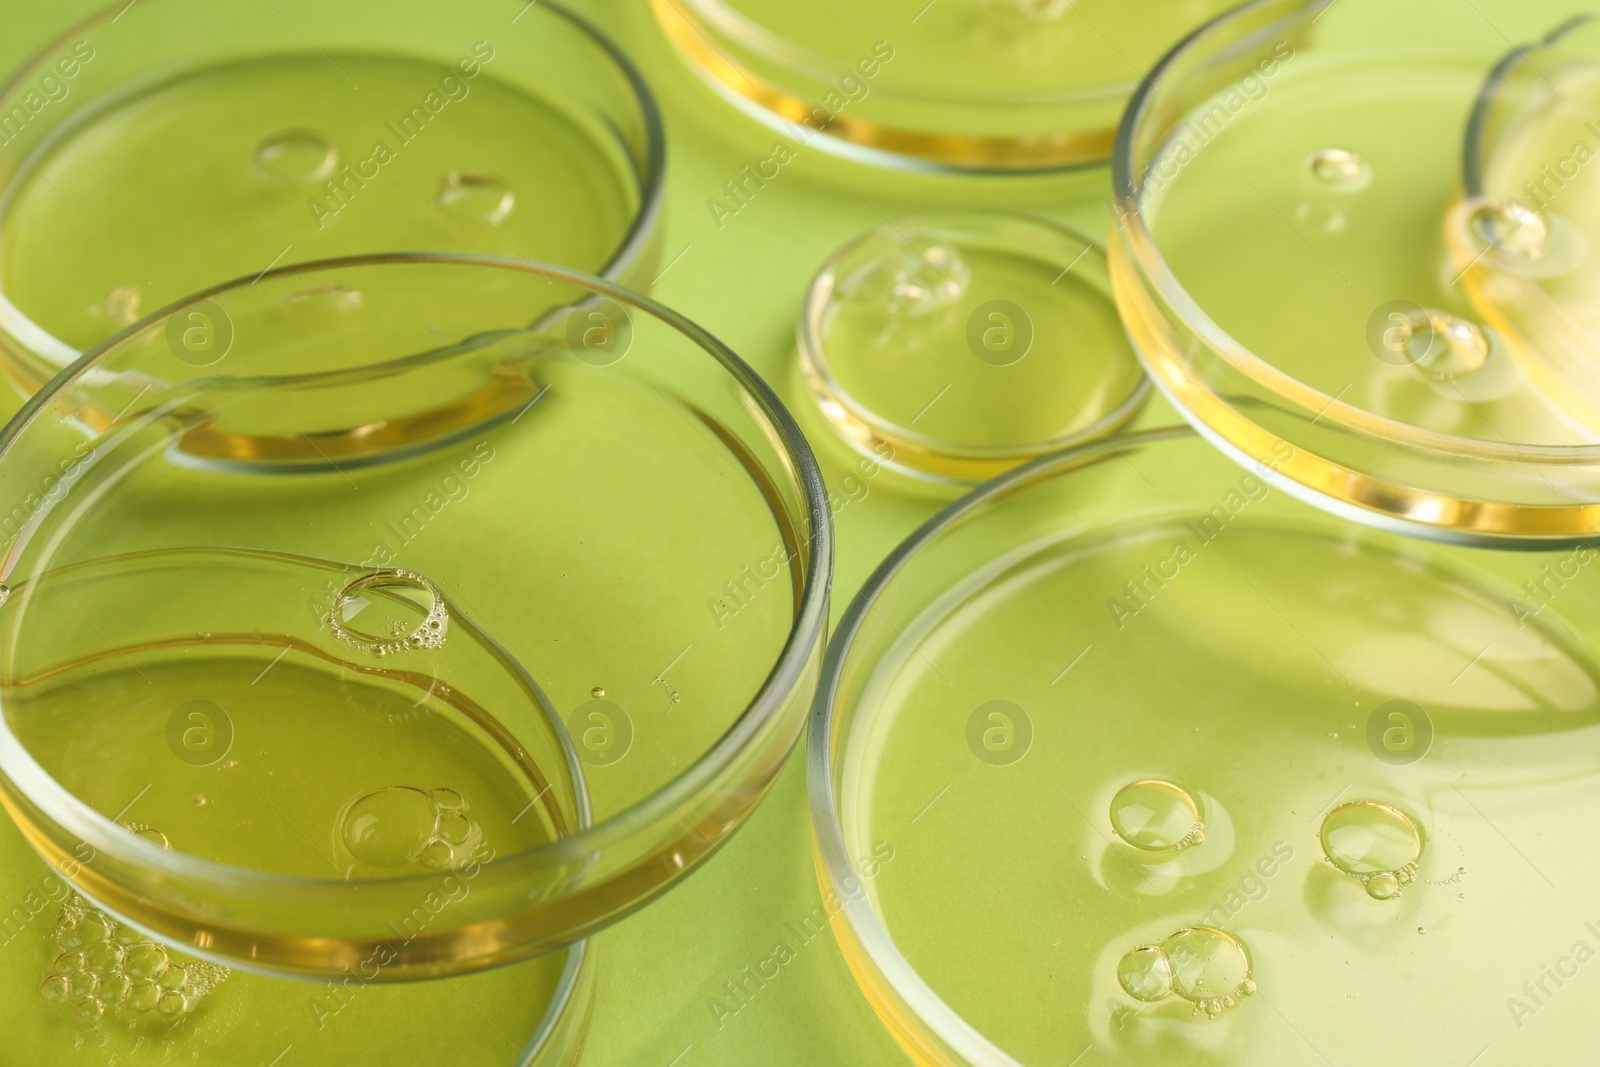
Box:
798 209 1148 484
0 0 663 395
1462 14 1600 430
0 254 831 983
811 425 1600 1066
652 0 1238 172
0 787 593 1065
1111 0 1600 544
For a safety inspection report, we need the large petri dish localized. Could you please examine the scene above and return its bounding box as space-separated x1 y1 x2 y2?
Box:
652 0 1238 172
811 425 1600 1066
1462 14 1600 431
1111 0 1600 544
0 254 831 980
0 0 663 395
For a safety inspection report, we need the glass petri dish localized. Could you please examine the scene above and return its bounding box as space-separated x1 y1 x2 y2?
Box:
0 0 663 396
811 425 1600 1066
1461 15 1600 430
798 210 1148 484
0 793 593 1065
651 0 1239 172
1111 0 1600 545
0 254 831 980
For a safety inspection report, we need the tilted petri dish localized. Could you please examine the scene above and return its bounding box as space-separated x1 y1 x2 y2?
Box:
0 0 663 396
0 715 595 1065
1111 0 1600 544
1461 15 1600 430
798 210 1148 484
811 426 1600 1066
0 255 831 982
651 0 1239 172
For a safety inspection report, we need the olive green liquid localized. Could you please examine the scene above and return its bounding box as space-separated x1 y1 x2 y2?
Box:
0 640 572 1065
0 53 638 353
1145 57 1590 446
845 516 1600 1064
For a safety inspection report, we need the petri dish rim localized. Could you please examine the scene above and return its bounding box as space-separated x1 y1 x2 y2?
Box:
805 426 1203 1067
797 208 1151 483
1109 0 1600 544
0 0 667 381
653 0 1214 173
0 252 832 941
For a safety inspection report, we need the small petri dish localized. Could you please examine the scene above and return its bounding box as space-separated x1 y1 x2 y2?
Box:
811 426 1600 1066
0 0 663 395
1111 0 1600 544
652 0 1239 172
799 210 1148 484
1460 15 1600 430
0 793 593 1064
0 255 831 980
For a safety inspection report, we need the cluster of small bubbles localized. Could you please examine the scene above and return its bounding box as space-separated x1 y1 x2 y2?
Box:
1116 927 1255 1019
1319 800 1423 900
1307 148 1372 191
836 239 972 321
93 286 142 327
122 822 170 849
329 570 448 658
337 785 481 872
1108 779 1205 852
39 894 228 1025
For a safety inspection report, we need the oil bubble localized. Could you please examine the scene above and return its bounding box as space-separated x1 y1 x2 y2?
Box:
125 980 160 1015
1320 800 1422 898
1469 198 1548 260
100 973 131 1006
1116 944 1173 1002
331 570 448 657
1308 148 1372 191
835 239 971 319
1114 927 1255 1019
124 942 168 980
1163 927 1255 1013
253 129 337 185
1109 779 1205 852
438 172 515 226
339 786 437 867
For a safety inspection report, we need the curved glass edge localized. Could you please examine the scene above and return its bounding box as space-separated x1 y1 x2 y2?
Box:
0 253 834 974
650 0 1118 174
796 210 1152 484
0 0 667 395
1108 0 1600 544
803 430 1204 1067
1457 14 1600 435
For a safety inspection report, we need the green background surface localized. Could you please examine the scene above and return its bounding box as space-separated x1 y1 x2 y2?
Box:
0 0 1586 1062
